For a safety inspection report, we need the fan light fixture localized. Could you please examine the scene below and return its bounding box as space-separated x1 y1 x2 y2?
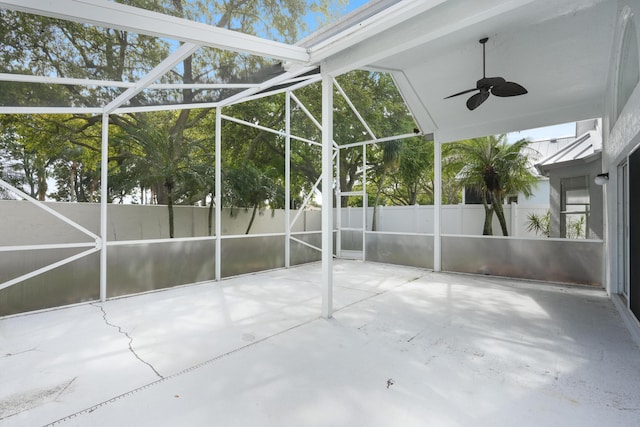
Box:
445 37 528 110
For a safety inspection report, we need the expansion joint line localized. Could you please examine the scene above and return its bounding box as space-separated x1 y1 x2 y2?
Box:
91 303 164 380
44 316 318 426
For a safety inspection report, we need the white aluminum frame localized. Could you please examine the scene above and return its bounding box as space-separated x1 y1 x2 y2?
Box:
0 1 426 318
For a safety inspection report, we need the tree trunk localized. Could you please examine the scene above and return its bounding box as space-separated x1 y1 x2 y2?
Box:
245 204 258 234
481 192 494 235
37 168 47 201
492 191 509 236
371 171 387 231
166 178 175 238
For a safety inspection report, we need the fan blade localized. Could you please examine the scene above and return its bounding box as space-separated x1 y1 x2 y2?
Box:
491 81 528 97
444 88 478 99
466 91 490 110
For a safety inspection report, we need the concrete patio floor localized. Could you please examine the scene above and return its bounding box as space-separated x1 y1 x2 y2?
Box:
1 260 639 426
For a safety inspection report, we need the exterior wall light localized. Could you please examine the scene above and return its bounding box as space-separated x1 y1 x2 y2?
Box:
595 172 609 185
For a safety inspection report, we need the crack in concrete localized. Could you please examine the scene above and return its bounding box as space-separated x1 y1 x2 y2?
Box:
91 303 164 380
55 377 77 401
2 347 39 358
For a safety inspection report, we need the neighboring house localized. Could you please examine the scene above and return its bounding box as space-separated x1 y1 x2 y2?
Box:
535 119 604 239
461 120 604 240
462 128 576 208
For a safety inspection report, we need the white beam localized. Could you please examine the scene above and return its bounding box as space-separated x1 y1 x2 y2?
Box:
333 78 376 139
0 107 104 115
0 179 98 240
0 247 100 292
215 106 222 282
224 75 322 107
0 73 134 88
104 42 200 114
291 92 322 130
0 0 308 63
433 133 442 272
321 68 334 319
220 114 285 137
335 147 342 257
114 102 220 115
319 0 534 76
219 66 318 107
309 0 447 64
285 91 291 268
390 71 437 134
0 73 261 90
337 132 419 149
99 113 109 301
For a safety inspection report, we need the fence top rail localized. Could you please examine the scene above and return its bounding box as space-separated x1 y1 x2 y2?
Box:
441 233 604 243
363 230 603 244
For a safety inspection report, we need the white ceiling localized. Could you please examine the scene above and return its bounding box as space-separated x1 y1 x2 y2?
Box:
317 0 618 142
0 0 620 142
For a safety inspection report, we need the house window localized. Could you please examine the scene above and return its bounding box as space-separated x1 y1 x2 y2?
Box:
560 176 590 239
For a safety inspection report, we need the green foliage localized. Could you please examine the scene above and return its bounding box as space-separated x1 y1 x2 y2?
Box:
566 215 586 239
526 211 550 237
451 135 538 236
0 2 451 229
223 162 283 233
526 210 586 239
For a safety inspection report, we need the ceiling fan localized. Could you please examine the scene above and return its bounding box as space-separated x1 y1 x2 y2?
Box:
445 37 527 110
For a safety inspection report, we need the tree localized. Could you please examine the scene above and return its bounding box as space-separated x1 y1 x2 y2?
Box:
387 138 434 205
286 70 418 210
451 135 538 236
224 163 282 234
371 139 401 231
1 0 347 209
114 113 204 237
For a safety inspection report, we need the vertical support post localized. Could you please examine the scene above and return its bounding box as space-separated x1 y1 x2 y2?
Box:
285 91 291 268
433 135 442 272
321 69 334 319
99 112 109 301
335 148 342 257
362 144 367 260
215 106 222 281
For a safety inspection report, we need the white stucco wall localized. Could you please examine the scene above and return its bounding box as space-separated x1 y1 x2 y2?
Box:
603 1 640 300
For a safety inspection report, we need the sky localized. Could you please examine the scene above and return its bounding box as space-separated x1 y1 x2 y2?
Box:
302 0 371 39
506 122 576 144
338 0 370 14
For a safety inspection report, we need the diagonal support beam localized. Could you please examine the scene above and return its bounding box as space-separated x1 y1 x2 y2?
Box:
0 179 99 241
333 78 376 140
0 0 308 63
104 42 200 114
0 247 100 292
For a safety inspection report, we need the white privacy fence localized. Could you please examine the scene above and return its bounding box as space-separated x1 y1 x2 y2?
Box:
0 201 548 244
3 200 598 317
341 203 550 237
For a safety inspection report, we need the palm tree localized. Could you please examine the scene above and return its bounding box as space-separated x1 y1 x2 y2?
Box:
116 114 199 238
452 135 538 236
